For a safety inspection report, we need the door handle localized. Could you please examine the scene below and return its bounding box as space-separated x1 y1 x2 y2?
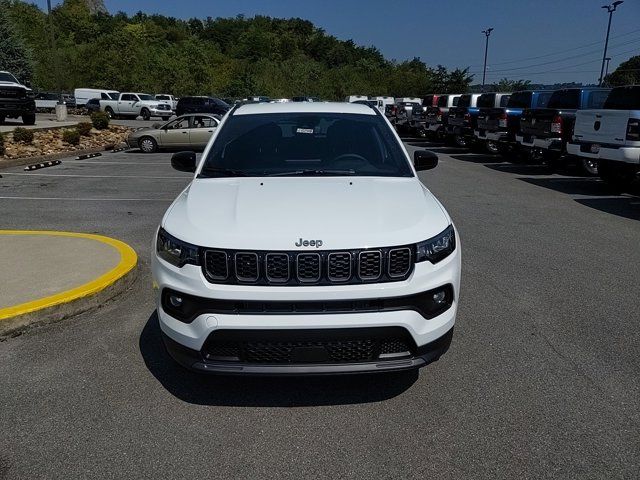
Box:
208 130 213 133
182 131 188 134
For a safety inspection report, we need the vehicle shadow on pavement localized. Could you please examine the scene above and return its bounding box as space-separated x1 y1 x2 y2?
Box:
139 312 418 407
449 153 504 165
519 177 640 220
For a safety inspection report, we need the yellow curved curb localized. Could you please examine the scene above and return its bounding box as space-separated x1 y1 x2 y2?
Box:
0 230 137 321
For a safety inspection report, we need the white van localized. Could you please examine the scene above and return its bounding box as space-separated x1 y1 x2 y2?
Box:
74 88 120 106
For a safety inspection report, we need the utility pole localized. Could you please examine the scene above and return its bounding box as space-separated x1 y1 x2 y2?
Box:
598 1 623 86
604 57 612 82
481 28 493 92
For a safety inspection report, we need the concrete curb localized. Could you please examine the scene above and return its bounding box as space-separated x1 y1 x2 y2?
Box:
0 231 138 338
0 142 129 171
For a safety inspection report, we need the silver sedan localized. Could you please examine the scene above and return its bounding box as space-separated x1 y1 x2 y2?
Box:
127 114 220 153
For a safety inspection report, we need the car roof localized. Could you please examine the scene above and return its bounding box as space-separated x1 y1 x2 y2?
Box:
235 102 376 116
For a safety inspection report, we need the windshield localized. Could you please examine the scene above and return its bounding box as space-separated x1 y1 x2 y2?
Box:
137 94 154 101
200 113 413 178
0 72 19 83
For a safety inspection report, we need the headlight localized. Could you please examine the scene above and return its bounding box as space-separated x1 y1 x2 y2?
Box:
416 225 456 264
156 228 200 267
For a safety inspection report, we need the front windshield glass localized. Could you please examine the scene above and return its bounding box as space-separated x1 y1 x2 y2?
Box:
0 72 19 83
200 113 413 178
137 94 154 101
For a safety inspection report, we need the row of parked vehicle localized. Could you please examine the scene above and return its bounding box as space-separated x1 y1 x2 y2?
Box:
382 86 639 186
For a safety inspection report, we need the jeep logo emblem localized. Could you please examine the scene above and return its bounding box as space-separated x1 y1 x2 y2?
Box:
295 238 323 248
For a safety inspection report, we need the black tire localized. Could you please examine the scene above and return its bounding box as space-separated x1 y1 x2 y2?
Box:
485 140 499 155
105 107 115 119
22 113 36 126
141 108 151 121
139 136 158 153
598 160 635 190
579 158 599 176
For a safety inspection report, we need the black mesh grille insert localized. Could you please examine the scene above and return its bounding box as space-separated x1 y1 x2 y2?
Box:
358 251 382 280
328 252 352 282
388 248 411 278
204 250 228 280
200 244 416 286
297 253 321 282
201 328 417 364
265 253 289 282
235 252 259 282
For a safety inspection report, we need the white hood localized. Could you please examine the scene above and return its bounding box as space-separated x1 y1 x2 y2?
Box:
163 177 450 250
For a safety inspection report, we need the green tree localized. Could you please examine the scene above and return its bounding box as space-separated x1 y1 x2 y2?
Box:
604 55 640 86
0 0 33 82
493 78 531 92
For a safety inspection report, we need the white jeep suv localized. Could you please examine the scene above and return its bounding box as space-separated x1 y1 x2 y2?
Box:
152 102 461 375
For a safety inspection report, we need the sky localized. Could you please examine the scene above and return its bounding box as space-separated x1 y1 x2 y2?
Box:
31 0 640 85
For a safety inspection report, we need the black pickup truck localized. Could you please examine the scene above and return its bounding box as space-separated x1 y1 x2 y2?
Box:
447 93 510 148
0 71 36 125
475 90 553 155
516 87 610 173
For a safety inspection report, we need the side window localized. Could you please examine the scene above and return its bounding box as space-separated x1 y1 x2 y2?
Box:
452 97 459 106
193 116 217 128
587 90 609 109
101 93 110 100
167 117 190 129
500 95 510 107
120 94 133 101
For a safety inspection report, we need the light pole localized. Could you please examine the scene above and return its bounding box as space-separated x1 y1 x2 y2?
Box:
481 28 493 92
604 57 612 80
598 1 623 86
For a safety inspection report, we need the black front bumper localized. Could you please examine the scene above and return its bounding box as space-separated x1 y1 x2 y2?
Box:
0 98 36 116
162 327 454 376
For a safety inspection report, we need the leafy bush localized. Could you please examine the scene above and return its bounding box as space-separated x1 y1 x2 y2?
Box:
0 133 5 156
77 122 93 136
90 111 110 130
62 129 80 145
13 127 34 143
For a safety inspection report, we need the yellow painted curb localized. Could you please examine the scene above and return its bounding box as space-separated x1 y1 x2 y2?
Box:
0 230 137 321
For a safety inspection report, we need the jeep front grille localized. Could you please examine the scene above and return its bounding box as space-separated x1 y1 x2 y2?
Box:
202 245 414 286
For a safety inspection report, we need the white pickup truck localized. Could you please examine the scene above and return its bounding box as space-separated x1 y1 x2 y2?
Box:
154 94 178 111
100 92 173 120
568 85 640 188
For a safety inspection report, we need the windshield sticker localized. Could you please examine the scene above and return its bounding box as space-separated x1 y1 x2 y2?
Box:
296 128 314 134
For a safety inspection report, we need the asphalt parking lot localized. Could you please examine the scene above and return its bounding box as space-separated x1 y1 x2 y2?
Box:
0 142 638 479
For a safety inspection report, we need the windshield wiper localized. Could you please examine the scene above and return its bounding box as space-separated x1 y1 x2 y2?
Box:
198 167 248 178
267 169 356 177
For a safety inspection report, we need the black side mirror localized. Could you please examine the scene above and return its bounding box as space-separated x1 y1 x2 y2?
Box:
413 150 438 171
171 151 197 173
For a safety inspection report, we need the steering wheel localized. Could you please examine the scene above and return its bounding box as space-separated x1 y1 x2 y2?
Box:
332 153 368 164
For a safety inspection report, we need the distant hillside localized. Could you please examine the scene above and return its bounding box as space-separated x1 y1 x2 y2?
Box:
5 0 473 98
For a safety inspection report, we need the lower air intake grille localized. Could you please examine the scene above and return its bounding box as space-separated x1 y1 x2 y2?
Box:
201 328 417 364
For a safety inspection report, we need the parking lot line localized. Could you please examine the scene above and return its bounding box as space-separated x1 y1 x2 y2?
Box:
1 172 188 179
0 196 174 201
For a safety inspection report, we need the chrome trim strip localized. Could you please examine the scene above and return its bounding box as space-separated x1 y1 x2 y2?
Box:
204 249 228 280
387 247 412 278
265 253 290 283
296 253 321 283
358 250 382 280
234 251 259 282
327 252 352 282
